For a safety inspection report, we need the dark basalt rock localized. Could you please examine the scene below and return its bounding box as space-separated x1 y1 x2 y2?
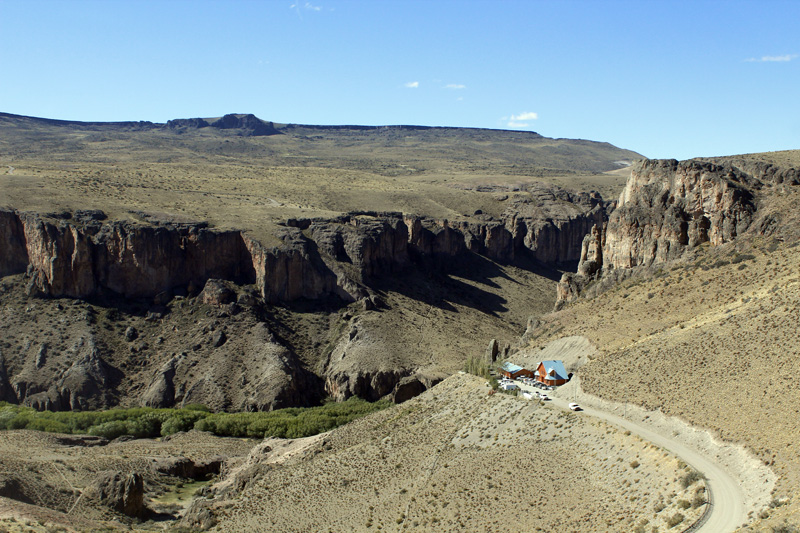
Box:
210 114 279 136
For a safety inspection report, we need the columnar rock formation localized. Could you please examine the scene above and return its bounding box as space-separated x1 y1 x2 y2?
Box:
1 183 610 306
556 158 800 307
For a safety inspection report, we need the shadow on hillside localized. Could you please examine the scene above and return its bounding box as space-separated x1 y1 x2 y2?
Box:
372 252 545 316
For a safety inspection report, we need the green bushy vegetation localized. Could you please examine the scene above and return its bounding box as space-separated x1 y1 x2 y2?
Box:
0 397 389 440
464 356 498 390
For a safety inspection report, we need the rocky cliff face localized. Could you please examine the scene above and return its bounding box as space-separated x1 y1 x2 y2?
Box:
603 159 759 270
1 183 609 411
3 182 606 306
503 185 607 264
556 158 800 307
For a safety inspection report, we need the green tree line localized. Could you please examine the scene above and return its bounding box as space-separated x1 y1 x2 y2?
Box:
0 398 390 440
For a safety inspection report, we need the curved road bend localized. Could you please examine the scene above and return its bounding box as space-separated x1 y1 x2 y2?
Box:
546 394 746 532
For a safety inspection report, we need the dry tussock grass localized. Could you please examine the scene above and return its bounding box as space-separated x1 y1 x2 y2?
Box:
527 227 800 529
210 374 703 532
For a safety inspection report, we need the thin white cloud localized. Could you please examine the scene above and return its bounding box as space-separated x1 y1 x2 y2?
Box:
745 54 797 62
510 111 538 121
290 2 322 12
405 81 419 88
507 121 529 129
445 84 466 90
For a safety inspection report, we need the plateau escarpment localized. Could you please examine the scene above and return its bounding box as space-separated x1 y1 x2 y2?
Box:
3 186 605 304
0 180 609 411
557 157 800 306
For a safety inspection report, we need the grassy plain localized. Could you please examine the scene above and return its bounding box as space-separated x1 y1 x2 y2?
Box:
0 113 638 244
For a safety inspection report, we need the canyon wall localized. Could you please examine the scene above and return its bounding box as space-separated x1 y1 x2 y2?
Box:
556 158 800 307
1 183 608 305
0 183 611 410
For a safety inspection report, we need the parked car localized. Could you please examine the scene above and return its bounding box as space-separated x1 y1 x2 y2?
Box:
569 403 582 411
539 394 549 401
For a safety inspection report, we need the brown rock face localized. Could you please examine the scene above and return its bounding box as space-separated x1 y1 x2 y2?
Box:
503 185 607 264
577 223 605 278
0 208 28 277
15 337 114 411
5 184 609 306
85 471 146 519
603 159 758 270
558 157 799 308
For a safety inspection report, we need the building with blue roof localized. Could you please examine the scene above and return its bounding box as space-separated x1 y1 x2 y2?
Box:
501 361 533 380
534 360 569 386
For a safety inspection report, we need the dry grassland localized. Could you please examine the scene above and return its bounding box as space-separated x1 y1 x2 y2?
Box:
0 116 637 245
205 374 704 532
525 226 800 529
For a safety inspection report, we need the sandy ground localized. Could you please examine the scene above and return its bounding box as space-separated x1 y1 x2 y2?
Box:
192 373 705 532
523 230 800 530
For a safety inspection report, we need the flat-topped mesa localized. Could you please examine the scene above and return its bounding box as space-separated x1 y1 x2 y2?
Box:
557 157 800 308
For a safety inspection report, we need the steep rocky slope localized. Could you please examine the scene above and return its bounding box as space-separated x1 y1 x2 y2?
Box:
530 150 800 531
557 154 800 306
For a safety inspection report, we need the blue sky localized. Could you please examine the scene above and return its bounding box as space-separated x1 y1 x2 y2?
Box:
0 0 798 160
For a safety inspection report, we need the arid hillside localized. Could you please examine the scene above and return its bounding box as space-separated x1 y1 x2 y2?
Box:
184 373 705 533
524 150 800 531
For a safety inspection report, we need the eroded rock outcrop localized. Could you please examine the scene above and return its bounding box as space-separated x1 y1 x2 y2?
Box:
15 337 114 411
556 158 799 307
503 185 607 264
0 208 28 277
84 471 146 519
140 356 178 408
603 159 758 270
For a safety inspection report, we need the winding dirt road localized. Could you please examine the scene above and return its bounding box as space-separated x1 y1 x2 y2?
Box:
547 394 746 532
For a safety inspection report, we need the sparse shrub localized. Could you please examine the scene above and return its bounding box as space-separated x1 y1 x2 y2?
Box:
630 460 640 469
676 499 690 510
680 470 702 488
691 493 707 508
731 253 755 264
772 523 800 533
666 513 684 528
